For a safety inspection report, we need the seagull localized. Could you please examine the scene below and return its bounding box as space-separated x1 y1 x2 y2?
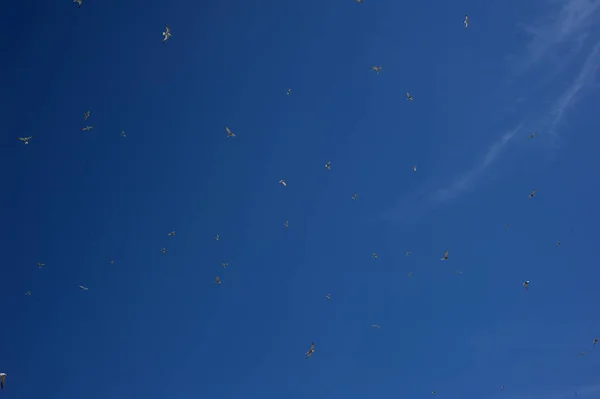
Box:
464 15 469 28
352 192 358 200
286 88 291 96
216 276 222 285
372 324 381 329
79 285 89 291
325 160 331 170
121 130 126 138
168 231 175 236
73 0 82 7
221 262 228 268
441 250 449 260
505 224 509 229
306 342 315 359
529 188 536 198
372 253 378 260
279 180 287 187
325 293 331 300
225 126 236 138
284 220 289 228
81 126 93 132
453 270 464 275
371 66 382 74
407 272 413 277
0 373 6 390
17 136 33 144
406 92 414 101
161 248 167 254
405 251 412 256
413 165 417 172
84 110 91 120
37 262 45 268
25 290 31 296
529 132 537 139
162 24 171 43
109 260 115 265
432 391 437 395
523 281 529 290
557 240 562 246
215 234 220 241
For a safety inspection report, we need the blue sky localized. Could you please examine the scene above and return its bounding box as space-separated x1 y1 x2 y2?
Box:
1 0 600 397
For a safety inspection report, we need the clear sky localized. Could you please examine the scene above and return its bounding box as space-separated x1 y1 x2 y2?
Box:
2 0 600 398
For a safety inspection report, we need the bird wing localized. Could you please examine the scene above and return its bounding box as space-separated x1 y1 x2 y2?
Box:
165 24 170 33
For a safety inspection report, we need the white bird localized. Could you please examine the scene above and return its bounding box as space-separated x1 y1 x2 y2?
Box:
168 231 175 236
441 250 449 260
121 130 126 138
464 15 469 28
221 262 228 268
325 293 331 300
25 290 31 296
372 253 378 260
305 342 315 358
372 324 381 329
405 251 412 256
109 260 115 265
523 281 529 290
371 66 382 74
352 192 358 200
215 234 220 241
73 0 82 7
225 126 236 138
325 160 331 170
529 188 536 198
1 373 6 390
79 285 89 291
162 24 171 43
284 220 289 228
216 276 222 285
413 165 417 172
81 126 93 132
279 180 287 187
84 110 91 120
37 262 45 268
406 92 414 101
17 136 33 144
161 248 167 254
286 88 291 95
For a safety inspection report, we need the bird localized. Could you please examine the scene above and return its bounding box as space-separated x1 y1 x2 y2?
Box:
325 293 331 300
557 240 562 246
109 260 115 265
325 160 331 170
505 224 509 229
406 92 414 101
216 276 222 285
464 15 469 28
17 136 33 144
372 324 381 329
529 189 536 198
352 192 358 200
372 253 378 260
79 285 89 291
594 339 598 346
523 281 529 290
529 132 537 139
84 110 91 120
1 373 6 390
121 130 126 138
81 126 93 131
441 250 449 260
432 391 437 395
161 248 167 254
501 386 505 391
215 234 220 241
454 270 464 275
306 342 315 359
413 165 417 172
37 262 45 268
286 88 291 95
371 66 382 74
405 251 412 256
225 126 236 138
162 24 171 42
168 231 175 236
279 180 287 187
25 290 31 296
73 0 82 7
221 262 228 268
407 272 413 277
284 220 289 228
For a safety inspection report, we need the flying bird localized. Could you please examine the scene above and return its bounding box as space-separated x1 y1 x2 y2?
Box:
352 192 358 200
505 224 509 230
17 136 33 144
221 262 228 268
225 126 236 138
453 270 464 275
216 276 222 285
556 240 562 246
441 250 449 260
325 160 331 170
529 189 536 198
73 0 82 7
306 342 315 359
529 132 537 139
413 165 417 172
121 130 126 138
109 260 115 265
372 324 381 329
168 231 175 236
405 251 412 256
286 88 291 96
279 180 287 187
79 285 88 291
594 339 598 346
215 234 220 241
284 220 289 228
84 110 91 120
371 66 382 74
81 126 93 132
501 386 505 391
25 290 31 296
162 24 171 42
372 253 378 260
464 15 469 28
407 272 413 277
37 262 45 268
432 391 437 395
161 248 167 254
325 293 331 300
406 92 414 101
0 373 6 390
523 281 529 290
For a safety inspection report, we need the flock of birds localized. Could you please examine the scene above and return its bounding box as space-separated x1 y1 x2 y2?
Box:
5 0 598 395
